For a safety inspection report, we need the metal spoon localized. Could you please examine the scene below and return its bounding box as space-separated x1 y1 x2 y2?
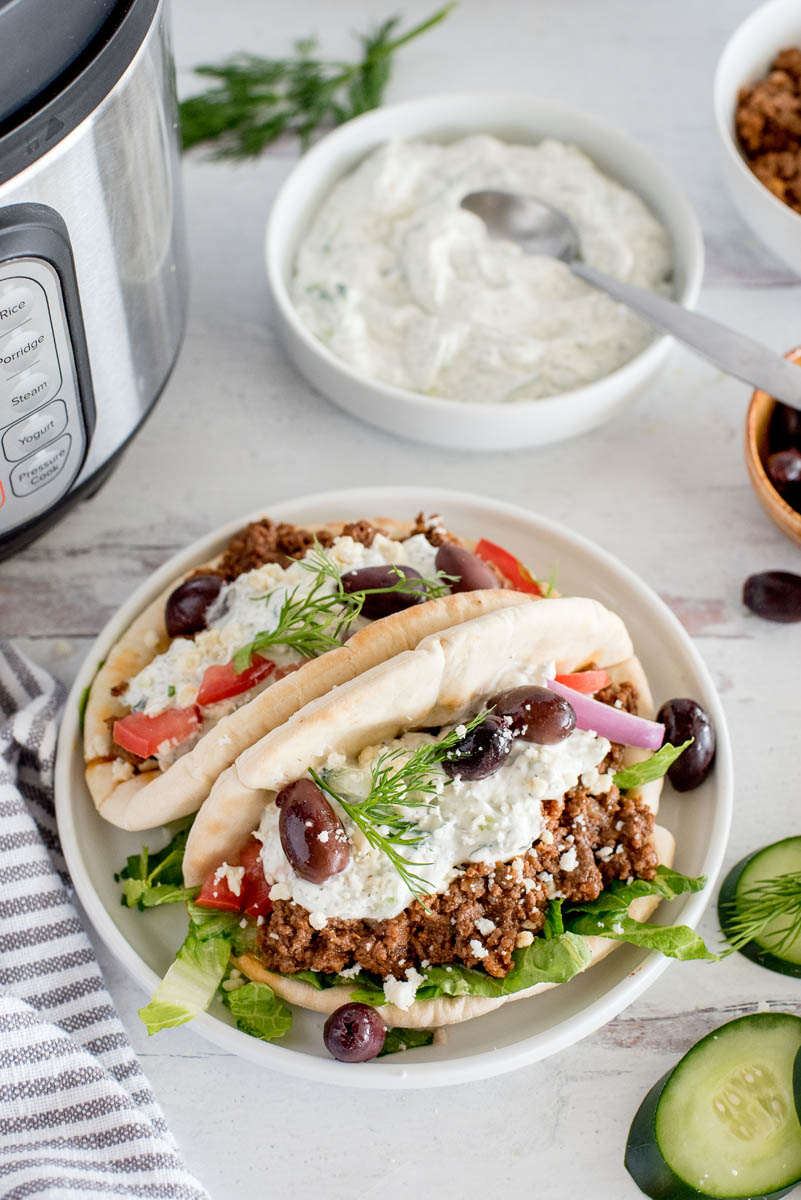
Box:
461 189 801 410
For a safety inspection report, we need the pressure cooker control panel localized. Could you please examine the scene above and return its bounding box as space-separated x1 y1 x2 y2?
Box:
0 204 95 541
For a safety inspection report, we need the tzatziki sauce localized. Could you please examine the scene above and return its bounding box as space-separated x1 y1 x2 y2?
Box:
291 135 673 404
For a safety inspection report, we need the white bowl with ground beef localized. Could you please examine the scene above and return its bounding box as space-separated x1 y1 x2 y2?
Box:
265 93 704 451
55 486 732 1088
715 0 801 276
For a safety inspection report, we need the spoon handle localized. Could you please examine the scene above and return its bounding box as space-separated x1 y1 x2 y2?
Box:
570 261 801 410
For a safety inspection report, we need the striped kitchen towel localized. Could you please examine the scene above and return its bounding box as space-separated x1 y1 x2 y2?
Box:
0 641 209 1200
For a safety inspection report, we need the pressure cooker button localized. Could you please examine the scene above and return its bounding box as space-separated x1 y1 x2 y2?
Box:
0 329 48 377
10 433 71 496
1 368 55 419
3 400 68 463
0 282 37 331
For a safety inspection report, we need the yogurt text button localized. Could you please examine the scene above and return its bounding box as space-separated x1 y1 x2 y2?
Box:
3 399 68 462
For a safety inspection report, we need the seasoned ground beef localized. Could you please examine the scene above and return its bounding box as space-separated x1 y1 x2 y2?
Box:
214 519 336 579
736 47 801 215
254 682 658 981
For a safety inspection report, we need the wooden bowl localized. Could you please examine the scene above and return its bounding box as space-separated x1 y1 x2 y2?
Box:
745 346 801 547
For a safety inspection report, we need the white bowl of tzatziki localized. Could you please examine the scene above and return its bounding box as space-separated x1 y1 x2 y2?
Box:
266 93 703 450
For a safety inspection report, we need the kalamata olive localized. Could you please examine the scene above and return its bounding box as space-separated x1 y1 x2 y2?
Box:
165 574 224 638
489 685 576 744
771 400 801 449
276 779 350 883
767 447 801 488
743 570 801 623
656 698 716 793
442 714 513 781
435 543 499 592
340 565 425 618
323 1002 386 1062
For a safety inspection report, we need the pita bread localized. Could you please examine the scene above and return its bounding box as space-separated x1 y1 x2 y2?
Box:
183 595 646 886
83 517 527 831
234 825 675 1029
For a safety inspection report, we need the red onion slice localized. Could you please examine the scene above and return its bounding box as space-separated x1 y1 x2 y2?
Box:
546 679 665 750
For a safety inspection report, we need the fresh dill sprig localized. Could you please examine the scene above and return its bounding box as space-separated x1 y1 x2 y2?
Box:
179 6 455 159
722 870 801 955
234 541 453 671
310 711 487 904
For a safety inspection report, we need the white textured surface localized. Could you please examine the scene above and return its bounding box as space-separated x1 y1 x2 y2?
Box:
4 0 801 1195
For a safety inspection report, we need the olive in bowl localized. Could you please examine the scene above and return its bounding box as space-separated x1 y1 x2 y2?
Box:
745 346 801 548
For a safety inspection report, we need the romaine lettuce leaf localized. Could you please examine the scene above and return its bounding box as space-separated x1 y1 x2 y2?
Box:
139 931 231 1034
116 822 197 910
378 1027 435 1056
613 740 692 790
223 981 292 1042
563 865 717 960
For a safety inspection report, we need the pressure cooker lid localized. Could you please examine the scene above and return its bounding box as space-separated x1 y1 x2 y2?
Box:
0 0 119 125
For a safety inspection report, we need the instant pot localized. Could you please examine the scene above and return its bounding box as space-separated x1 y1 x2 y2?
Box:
0 0 187 558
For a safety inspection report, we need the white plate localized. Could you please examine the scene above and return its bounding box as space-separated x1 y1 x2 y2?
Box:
55 487 733 1089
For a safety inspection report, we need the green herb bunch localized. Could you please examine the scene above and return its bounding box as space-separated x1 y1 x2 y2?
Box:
311 712 487 903
234 542 452 671
722 870 801 955
180 6 454 159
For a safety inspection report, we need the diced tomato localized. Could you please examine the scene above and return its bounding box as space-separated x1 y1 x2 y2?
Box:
474 538 543 595
273 663 301 681
195 866 242 912
113 706 201 759
194 838 272 917
196 655 275 707
240 839 272 918
554 670 610 694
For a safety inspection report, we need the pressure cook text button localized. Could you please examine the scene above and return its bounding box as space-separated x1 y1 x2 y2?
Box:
10 433 71 496
0 329 48 376
1 369 55 419
3 400 67 463
0 282 37 331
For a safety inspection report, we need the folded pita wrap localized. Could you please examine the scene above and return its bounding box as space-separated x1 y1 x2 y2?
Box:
83 516 528 832
185 596 673 1027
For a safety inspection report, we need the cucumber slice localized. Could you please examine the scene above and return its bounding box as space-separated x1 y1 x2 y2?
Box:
718 837 801 977
625 1013 801 1199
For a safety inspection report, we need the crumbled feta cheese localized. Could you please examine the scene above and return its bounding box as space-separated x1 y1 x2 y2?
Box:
559 846 578 872
454 724 467 739
383 966 424 1010
595 845 614 862
469 938 489 960
475 917 496 936
338 963 362 979
615 820 623 831
268 881 292 901
516 931 534 948
256 915 264 926
539 829 554 846
611 922 624 935
318 830 330 843
110 759 134 783
522 877 537 893
239 918 247 928
222 969 246 992
213 862 245 896
308 911 328 930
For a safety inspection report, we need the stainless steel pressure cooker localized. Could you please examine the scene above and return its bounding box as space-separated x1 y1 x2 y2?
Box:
0 0 188 558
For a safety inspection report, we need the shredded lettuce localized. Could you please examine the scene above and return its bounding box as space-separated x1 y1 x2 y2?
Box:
139 931 231 1034
116 823 197 910
223 981 292 1042
563 866 717 961
614 740 692 790
379 1027 435 1056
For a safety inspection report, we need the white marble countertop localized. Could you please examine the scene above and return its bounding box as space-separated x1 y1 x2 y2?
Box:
5 0 801 1195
